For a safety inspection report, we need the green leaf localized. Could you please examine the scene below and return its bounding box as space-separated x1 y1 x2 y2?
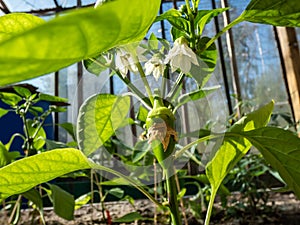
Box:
22 188 43 212
155 9 189 34
48 184 75 220
13 86 32 98
100 177 132 186
149 33 159 50
0 13 44 42
59 122 76 141
106 187 124 199
137 106 149 123
242 0 300 27
0 0 161 85
26 120 46 150
206 101 274 194
0 148 91 199
0 92 22 106
38 93 68 104
175 85 220 110
113 212 150 223
243 127 300 199
0 141 9 167
45 139 69 150
195 8 229 35
132 140 151 163
75 192 92 210
0 108 9 118
192 37 217 87
77 94 130 156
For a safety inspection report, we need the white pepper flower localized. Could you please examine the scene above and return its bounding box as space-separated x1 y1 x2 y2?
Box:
145 54 165 81
115 48 138 78
164 37 199 74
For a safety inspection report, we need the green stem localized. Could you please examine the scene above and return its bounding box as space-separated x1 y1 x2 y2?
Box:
174 134 218 159
89 57 152 108
135 62 154 106
89 161 163 209
185 0 196 49
200 16 244 53
115 71 152 108
166 72 185 102
204 190 217 225
161 64 170 98
165 165 181 225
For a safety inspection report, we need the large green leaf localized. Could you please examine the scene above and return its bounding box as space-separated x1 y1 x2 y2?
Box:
0 0 161 86
0 148 90 199
0 13 44 42
242 0 300 27
204 101 274 224
243 127 300 199
206 101 274 194
77 94 130 156
0 148 163 208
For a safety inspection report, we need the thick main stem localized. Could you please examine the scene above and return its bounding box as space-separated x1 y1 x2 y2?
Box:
165 163 181 225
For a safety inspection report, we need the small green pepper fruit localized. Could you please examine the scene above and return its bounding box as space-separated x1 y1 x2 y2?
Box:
146 90 178 168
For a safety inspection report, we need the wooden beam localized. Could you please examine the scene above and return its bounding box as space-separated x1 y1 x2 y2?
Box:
276 27 300 134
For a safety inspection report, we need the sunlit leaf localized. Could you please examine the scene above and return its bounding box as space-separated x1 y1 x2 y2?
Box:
13 86 32 98
242 0 300 27
26 120 46 150
0 13 44 42
0 142 9 167
0 108 9 119
75 192 92 210
0 148 91 199
38 93 68 104
77 94 130 156
206 101 274 194
0 92 22 106
0 0 161 85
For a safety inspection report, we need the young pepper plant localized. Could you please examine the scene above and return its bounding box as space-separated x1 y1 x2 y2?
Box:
0 0 300 225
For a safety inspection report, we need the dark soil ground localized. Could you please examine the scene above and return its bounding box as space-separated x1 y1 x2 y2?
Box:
1 192 299 225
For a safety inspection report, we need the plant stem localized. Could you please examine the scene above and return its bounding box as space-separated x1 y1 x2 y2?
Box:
135 62 154 106
174 134 217 159
90 57 152 108
200 16 244 52
204 190 217 225
166 72 185 102
185 0 196 49
165 164 181 225
115 71 152 108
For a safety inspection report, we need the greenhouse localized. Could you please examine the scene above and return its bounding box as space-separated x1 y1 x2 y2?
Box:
0 0 300 224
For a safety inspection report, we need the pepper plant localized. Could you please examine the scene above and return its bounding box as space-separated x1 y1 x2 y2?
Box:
1 0 300 225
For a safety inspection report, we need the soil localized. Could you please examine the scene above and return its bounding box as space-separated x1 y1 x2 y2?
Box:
1 192 299 225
